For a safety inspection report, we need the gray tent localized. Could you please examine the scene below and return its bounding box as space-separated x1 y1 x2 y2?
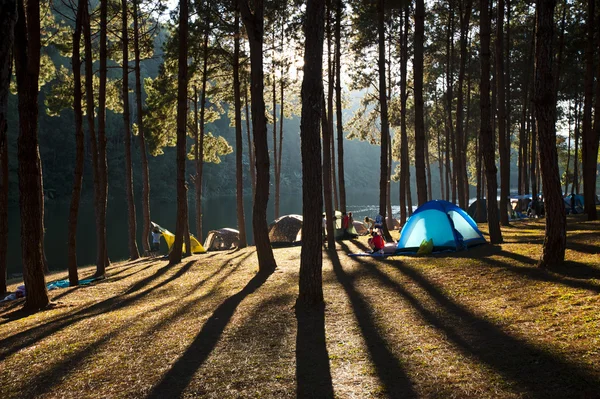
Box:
204 228 240 251
269 214 303 246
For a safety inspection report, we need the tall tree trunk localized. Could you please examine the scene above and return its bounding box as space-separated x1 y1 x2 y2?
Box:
327 20 337 213
564 103 571 195
480 0 503 244
245 79 255 202
322 93 335 251
272 29 279 219
496 0 509 226
335 0 346 213
535 0 565 268
298 0 325 308
414 0 427 205
277 12 285 225
133 0 151 254
582 0 597 220
425 139 433 201
122 0 140 261
519 26 533 195
377 0 392 242
95 0 109 277
323 0 335 250
82 0 100 268
14 0 49 310
572 99 580 198
240 0 277 273
553 0 567 97
399 4 409 224
456 0 472 209
195 5 210 244
234 4 247 248
68 0 85 286
446 1 456 204
169 0 189 265
0 0 18 295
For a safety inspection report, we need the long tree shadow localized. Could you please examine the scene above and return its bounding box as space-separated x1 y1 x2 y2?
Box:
0 258 201 360
480 255 600 294
295 301 334 399
328 250 417 398
147 270 272 398
340 245 600 397
20 254 254 397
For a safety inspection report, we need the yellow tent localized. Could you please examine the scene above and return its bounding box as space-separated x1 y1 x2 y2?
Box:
152 222 206 254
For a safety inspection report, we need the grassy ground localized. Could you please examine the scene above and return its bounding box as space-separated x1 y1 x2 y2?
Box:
1 214 599 398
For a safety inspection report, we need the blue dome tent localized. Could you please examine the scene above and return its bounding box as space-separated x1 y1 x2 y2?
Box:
396 200 486 253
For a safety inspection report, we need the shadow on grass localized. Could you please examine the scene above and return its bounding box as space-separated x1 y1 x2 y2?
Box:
340 243 599 397
328 250 417 398
295 301 334 399
20 255 253 397
0 258 200 360
147 270 272 398
481 254 600 293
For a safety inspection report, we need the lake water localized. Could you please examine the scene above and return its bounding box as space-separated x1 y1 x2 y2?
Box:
6 191 397 276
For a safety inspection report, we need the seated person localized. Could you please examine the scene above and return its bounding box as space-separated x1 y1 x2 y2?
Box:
368 231 385 253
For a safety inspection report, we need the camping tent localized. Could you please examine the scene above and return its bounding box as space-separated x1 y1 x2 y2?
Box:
397 200 486 252
269 214 303 246
353 221 369 236
204 228 240 251
151 221 206 254
467 199 489 223
386 217 401 231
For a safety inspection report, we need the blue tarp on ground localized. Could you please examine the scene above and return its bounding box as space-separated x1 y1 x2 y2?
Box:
397 200 486 253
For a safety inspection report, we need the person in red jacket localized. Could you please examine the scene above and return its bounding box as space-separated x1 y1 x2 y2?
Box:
368 231 385 253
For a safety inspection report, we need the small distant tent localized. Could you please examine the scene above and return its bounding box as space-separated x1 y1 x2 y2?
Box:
353 221 368 236
151 221 206 254
204 228 239 251
397 200 486 253
467 198 488 223
269 214 303 246
564 194 585 214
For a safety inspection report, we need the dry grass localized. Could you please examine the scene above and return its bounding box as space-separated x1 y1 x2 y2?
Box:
1 214 600 398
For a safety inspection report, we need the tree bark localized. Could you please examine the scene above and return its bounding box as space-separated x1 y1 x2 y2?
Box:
14 0 49 310
0 0 18 295
414 0 427 205
335 0 346 214
244 78 255 202
133 0 151 254
195 4 210 244
122 0 140 262
95 0 109 277
272 29 279 219
298 0 325 308
399 4 409 224
377 0 392 242
240 0 277 273
581 0 597 220
322 92 335 251
82 0 101 269
480 0 503 244
496 0 509 226
68 0 85 286
169 0 189 265
234 4 247 247
535 0 565 268
572 99 580 198
456 0 472 209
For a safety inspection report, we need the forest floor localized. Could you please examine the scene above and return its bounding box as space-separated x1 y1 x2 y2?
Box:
1 213 600 399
